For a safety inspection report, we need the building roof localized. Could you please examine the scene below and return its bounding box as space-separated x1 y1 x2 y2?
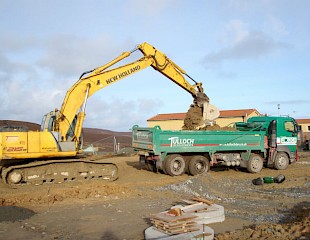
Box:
296 119 310 124
219 109 259 118
148 113 187 121
148 109 260 121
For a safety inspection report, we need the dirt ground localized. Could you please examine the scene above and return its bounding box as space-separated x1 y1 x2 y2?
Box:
0 152 309 240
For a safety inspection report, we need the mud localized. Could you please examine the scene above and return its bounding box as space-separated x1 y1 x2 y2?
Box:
215 210 310 240
183 105 204 130
0 206 35 223
182 105 235 131
200 124 236 131
0 152 309 239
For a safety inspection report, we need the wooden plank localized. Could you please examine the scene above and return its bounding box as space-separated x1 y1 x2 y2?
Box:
181 199 197 205
149 207 202 236
152 224 198 232
192 196 214 205
151 220 198 230
180 202 203 210
181 203 209 213
150 212 197 222
151 218 197 226
151 221 197 229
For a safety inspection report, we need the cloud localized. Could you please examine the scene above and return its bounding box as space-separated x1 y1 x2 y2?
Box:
218 19 249 45
0 33 39 53
0 32 160 130
0 79 63 123
203 19 291 69
204 31 290 67
36 34 131 78
264 15 288 36
0 52 36 81
216 71 238 79
84 97 162 131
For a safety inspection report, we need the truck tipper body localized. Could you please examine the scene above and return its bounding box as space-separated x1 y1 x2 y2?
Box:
132 116 298 176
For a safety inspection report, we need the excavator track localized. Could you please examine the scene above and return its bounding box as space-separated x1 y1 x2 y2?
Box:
1 159 118 186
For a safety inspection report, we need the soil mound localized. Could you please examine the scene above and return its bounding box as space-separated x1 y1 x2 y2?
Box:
182 105 204 130
182 106 235 131
215 215 310 240
200 124 235 131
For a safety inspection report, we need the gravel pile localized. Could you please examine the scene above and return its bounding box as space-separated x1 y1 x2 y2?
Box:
154 173 309 223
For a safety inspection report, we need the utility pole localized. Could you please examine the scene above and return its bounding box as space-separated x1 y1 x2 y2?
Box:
114 136 117 153
113 136 120 153
277 104 280 116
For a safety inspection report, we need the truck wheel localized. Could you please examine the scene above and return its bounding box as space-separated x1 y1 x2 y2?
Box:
247 154 263 173
188 155 209 176
164 154 186 176
274 152 289 170
145 160 155 172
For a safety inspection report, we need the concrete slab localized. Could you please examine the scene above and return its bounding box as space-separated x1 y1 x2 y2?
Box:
144 224 214 240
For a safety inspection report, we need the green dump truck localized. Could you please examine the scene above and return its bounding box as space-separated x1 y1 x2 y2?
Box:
132 116 298 175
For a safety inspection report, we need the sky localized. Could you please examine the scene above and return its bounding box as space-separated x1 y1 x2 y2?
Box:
0 0 310 131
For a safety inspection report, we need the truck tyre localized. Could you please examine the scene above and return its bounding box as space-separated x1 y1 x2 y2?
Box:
274 152 289 170
164 154 186 176
188 155 209 176
145 160 155 172
247 154 263 173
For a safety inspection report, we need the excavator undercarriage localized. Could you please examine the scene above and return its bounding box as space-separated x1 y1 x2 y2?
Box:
1 157 118 186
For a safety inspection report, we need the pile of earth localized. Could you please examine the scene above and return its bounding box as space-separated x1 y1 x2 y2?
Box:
182 105 234 131
183 105 204 130
0 182 134 206
215 203 310 240
200 124 235 131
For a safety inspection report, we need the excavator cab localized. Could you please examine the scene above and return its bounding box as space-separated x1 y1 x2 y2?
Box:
41 111 79 143
40 111 58 132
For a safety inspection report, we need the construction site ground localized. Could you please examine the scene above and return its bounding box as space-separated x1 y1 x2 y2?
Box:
0 151 309 240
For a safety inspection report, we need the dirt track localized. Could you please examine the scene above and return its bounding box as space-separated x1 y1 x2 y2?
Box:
0 152 309 239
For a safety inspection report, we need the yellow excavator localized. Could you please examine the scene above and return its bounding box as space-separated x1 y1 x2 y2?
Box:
0 42 219 185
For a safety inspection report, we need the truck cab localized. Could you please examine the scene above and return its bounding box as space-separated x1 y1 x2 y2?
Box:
237 116 298 168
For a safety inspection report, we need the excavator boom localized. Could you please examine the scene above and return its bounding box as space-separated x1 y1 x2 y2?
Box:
0 42 218 186
55 42 218 141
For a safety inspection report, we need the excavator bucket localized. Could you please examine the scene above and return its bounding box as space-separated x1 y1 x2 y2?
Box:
183 93 219 130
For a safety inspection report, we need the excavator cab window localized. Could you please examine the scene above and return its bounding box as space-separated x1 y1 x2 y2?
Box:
40 113 56 132
40 115 47 131
66 116 77 141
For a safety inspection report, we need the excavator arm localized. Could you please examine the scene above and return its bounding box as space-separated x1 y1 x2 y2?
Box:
1 42 218 186
52 42 219 142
